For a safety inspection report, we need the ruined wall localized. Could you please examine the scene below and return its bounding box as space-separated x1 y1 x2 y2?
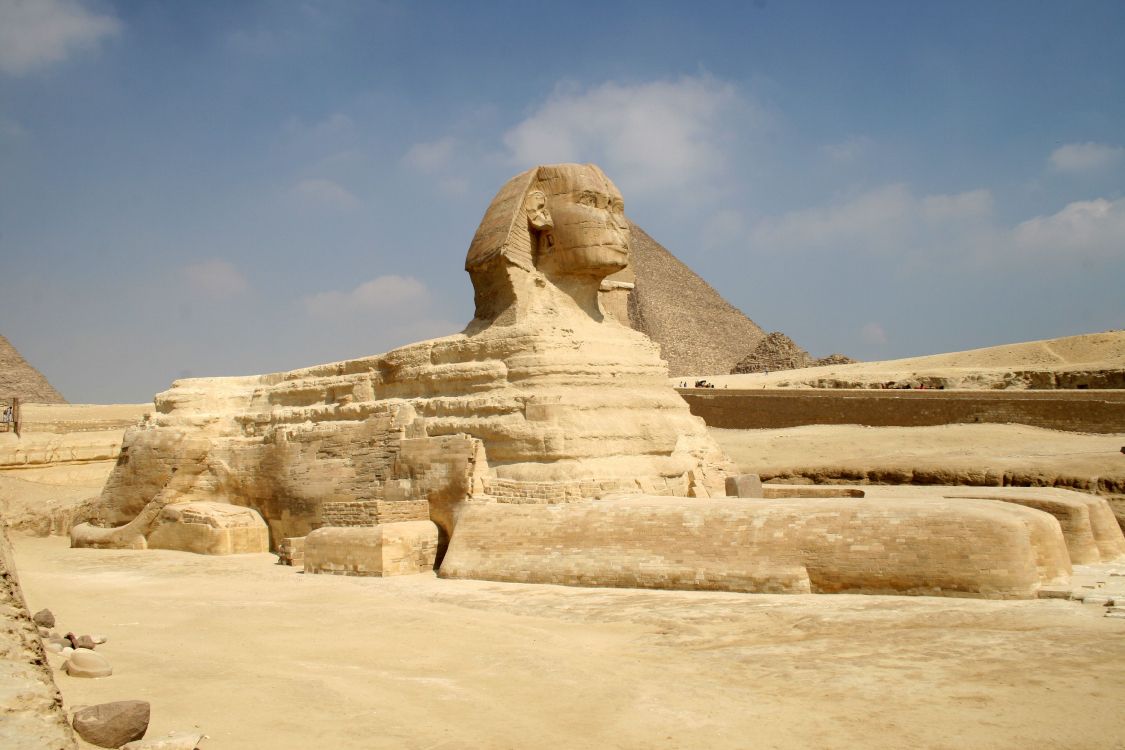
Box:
440 496 1070 598
680 389 1125 434
0 528 77 749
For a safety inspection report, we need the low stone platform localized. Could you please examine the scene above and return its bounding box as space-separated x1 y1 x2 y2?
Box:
440 495 1071 598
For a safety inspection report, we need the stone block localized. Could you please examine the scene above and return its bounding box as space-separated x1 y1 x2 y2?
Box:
304 521 438 577
441 495 1069 599
146 502 269 555
725 474 763 498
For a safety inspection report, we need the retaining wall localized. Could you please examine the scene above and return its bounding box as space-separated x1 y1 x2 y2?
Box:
679 389 1125 434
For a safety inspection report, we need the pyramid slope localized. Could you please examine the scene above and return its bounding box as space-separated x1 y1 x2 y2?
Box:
0 335 67 404
627 224 765 377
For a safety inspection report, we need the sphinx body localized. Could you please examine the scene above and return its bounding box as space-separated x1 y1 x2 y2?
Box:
75 163 1121 597
76 164 731 553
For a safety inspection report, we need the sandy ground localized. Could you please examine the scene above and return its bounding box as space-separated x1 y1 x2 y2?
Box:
12 535 1125 750
684 329 1125 388
711 423 1125 487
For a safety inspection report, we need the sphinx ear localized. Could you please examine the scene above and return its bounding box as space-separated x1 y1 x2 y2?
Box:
524 190 553 231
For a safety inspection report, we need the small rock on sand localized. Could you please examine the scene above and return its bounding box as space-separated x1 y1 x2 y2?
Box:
72 700 150 748
32 608 55 628
64 647 112 678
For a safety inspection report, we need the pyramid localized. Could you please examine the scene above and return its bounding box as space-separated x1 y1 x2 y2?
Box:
0 335 66 403
624 224 766 378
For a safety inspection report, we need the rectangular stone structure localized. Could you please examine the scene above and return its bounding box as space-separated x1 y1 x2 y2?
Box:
303 521 438 577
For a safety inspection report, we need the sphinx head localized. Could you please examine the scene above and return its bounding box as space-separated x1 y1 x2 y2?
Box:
465 164 630 322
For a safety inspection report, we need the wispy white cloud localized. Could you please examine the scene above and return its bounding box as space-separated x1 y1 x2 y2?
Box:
182 260 249 298
750 182 1123 266
403 137 457 173
503 76 763 196
1048 142 1124 173
751 184 994 256
290 178 361 211
0 0 121 76
1012 197 1125 261
303 275 429 318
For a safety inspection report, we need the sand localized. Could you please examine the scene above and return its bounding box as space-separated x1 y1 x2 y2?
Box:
711 423 1125 486
12 535 1125 750
687 330 1125 389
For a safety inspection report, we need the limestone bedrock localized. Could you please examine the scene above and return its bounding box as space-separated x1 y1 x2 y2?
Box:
71 163 1122 597
76 163 731 555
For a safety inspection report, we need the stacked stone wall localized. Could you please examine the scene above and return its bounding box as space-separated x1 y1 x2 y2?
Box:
320 499 430 527
680 389 1125 434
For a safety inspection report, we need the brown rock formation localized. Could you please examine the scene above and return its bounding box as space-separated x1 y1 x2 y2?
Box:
730 331 855 374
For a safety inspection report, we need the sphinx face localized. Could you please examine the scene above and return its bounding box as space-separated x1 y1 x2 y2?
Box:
536 166 630 279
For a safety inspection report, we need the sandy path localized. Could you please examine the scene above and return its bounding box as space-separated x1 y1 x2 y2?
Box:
12 536 1125 750
684 330 1125 389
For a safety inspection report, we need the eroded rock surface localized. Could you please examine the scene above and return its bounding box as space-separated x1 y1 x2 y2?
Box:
0 527 76 749
78 164 731 558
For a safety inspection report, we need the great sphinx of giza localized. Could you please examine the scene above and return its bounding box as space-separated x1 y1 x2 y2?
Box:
74 163 1123 597
73 164 731 554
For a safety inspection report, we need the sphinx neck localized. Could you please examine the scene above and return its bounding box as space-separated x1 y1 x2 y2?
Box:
544 275 605 322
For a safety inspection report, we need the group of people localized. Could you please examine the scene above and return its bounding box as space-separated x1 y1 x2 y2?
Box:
678 380 722 389
879 382 945 390
1 403 13 431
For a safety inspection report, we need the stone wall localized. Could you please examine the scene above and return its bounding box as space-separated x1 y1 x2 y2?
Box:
320 500 430 527
440 495 1070 598
0 404 148 476
0 528 77 749
680 389 1125 434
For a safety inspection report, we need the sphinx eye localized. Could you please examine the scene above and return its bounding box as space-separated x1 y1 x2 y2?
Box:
610 200 624 213
578 192 597 206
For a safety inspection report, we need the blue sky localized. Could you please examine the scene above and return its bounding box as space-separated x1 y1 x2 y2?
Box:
1 0 1123 403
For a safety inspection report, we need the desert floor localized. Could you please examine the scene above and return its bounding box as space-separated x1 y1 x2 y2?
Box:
13 535 1125 750
711 423 1125 486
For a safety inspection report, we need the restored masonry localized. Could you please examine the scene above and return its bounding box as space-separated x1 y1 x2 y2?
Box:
679 388 1125 434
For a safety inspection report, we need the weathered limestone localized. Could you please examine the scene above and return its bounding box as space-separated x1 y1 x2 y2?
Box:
80 164 731 559
75 163 1100 598
725 473 764 498
440 496 1071 598
857 486 1125 564
304 521 439 576
0 527 77 749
